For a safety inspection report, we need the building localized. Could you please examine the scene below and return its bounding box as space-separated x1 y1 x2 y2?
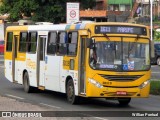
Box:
80 0 133 22
142 0 159 18
80 0 160 23
80 0 107 22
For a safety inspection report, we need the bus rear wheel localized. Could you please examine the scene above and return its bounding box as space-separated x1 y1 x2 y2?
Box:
118 98 131 106
23 72 33 93
66 79 79 104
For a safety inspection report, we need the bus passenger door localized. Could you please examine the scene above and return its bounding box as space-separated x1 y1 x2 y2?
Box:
37 36 46 87
79 37 87 94
12 35 18 83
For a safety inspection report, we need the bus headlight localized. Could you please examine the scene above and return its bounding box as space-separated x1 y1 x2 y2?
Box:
88 78 103 88
139 80 150 89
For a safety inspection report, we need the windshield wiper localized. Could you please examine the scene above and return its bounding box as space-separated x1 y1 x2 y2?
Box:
103 33 111 41
129 35 140 53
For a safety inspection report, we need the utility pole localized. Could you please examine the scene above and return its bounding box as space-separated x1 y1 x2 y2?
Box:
150 0 153 41
141 0 143 17
158 0 159 17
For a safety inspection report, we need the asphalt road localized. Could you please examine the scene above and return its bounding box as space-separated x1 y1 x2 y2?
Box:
0 55 160 119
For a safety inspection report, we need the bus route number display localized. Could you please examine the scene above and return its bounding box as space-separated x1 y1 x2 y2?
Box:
95 25 147 35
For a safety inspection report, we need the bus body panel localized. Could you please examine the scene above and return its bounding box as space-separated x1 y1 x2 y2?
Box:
28 25 67 31
5 59 12 82
5 26 28 83
26 53 37 87
16 60 26 84
44 55 61 91
85 69 151 97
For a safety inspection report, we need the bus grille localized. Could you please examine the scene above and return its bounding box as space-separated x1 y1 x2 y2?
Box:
99 74 143 82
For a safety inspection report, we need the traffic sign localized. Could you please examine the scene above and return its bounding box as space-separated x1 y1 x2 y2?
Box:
70 10 76 18
67 2 79 23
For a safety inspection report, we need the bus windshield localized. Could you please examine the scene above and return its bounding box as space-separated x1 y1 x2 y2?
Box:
89 37 150 71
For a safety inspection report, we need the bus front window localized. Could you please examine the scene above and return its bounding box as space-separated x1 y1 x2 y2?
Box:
89 39 150 71
90 41 121 70
123 42 150 71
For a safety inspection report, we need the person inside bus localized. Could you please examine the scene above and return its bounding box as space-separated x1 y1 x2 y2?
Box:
127 48 135 62
90 49 97 68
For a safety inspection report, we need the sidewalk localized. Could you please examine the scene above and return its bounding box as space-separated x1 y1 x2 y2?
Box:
0 95 56 120
0 96 87 120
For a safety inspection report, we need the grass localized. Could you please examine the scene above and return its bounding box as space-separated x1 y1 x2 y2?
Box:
150 81 160 95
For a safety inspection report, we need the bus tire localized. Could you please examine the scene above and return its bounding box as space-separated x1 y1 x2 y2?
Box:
118 98 131 106
23 72 33 93
66 79 79 104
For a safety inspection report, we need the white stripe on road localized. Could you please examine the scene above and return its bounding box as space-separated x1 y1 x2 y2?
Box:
5 94 24 100
80 113 108 120
40 103 61 109
93 117 108 120
152 72 159 73
151 65 158 67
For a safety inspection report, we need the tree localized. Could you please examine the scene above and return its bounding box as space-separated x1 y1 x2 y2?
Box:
32 0 67 23
154 30 160 41
0 0 39 21
0 0 96 23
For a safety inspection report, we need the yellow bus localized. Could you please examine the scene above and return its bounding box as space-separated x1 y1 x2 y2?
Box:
4 22 151 105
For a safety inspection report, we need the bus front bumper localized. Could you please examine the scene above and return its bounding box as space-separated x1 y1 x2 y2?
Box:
86 81 150 98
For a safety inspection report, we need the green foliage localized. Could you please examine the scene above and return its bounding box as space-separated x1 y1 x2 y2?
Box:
75 0 96 9
0 0 39 21
32 0 66 23
154 30 160 42
0 0 96 23
150 81 160 95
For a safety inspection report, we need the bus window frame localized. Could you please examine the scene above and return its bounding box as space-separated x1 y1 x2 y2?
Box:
67 30 78 57
46 31 57 56
57 31 68 56
6 32 13 52
27 31 38 54
19 31 28 53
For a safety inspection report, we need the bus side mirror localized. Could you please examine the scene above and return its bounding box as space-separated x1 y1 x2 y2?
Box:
86 38 95 48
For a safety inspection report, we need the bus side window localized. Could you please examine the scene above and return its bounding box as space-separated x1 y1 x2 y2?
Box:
19 32 28 52
6 32 13 51
68 32 78 56
28 32 37 53
57 32 67 55
47 32 57 55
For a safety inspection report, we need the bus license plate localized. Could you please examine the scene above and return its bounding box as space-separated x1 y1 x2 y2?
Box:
116 91 127 95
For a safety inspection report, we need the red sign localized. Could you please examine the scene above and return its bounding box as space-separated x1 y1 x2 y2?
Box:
70 10 76 18
116 91 127 95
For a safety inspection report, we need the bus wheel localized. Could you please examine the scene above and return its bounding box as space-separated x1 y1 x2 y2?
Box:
157 57 160 65
66 79 79 104
118 98 131 106
23 72 32 93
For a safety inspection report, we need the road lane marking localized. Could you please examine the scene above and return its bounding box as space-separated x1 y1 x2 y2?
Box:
80 113 108 120
94 117 108 120
152 72 160 73
40 103 61 109
151 65 158 67
5 94 24 100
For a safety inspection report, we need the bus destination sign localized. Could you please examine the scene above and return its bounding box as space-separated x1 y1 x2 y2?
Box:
95 25 147 35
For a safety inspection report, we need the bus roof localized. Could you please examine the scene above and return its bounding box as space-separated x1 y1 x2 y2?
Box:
6 22 147 31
